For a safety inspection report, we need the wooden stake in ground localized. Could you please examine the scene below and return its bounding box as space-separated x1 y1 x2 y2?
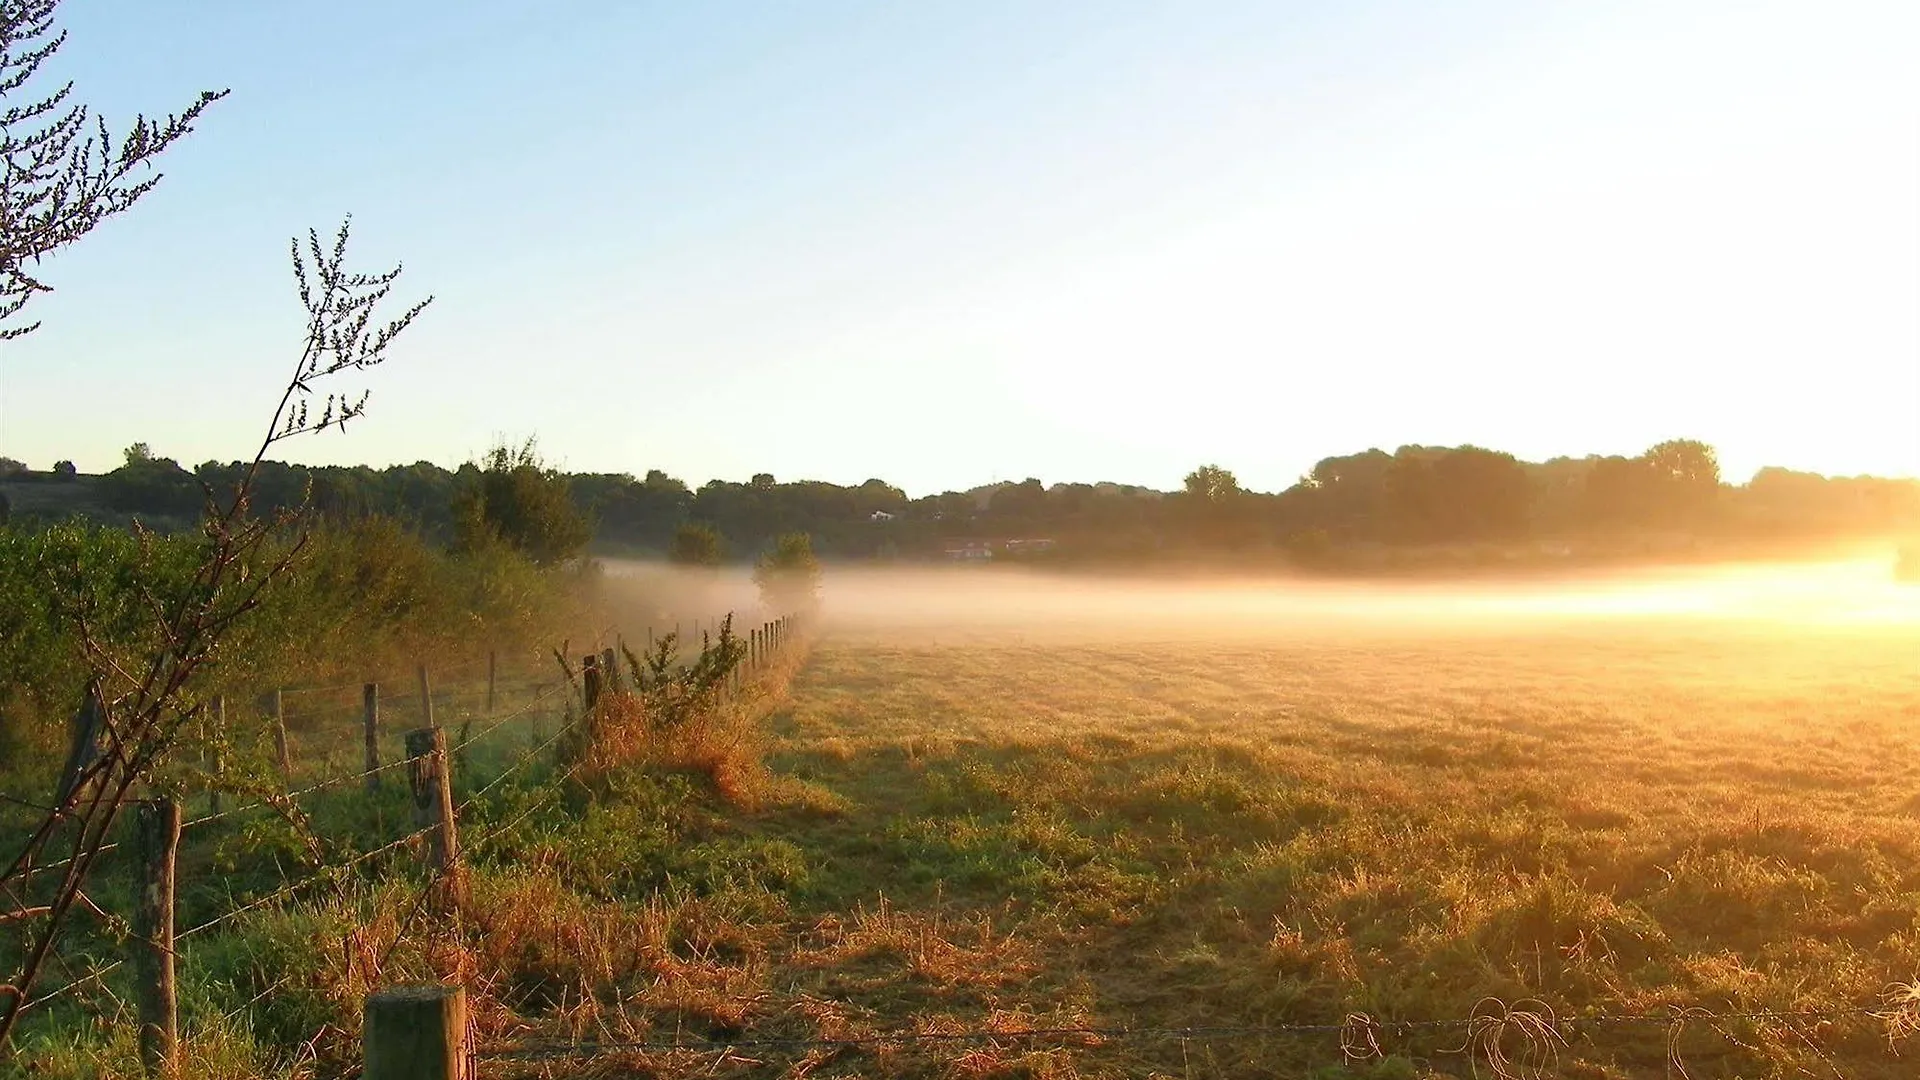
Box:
416 665 435 728
600 646 620 695
208 695 225 817
270 688 291 787
133 797 180 1079
364 984 469 1080
485 650 497 716
582 653 602 712
363 683 382 793
405 727 463 909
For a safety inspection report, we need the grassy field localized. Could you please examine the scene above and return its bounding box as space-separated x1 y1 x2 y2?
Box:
705 570 1920 1080
11 566 1920 1079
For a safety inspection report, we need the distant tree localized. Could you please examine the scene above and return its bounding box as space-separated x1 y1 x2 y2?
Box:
751 472 775 490
100 452 199 517
0 456 24 477
987 478 1047 518
52 460 76 479
1583 455 1655 529
453 439 591 565
1183 464 1241 503
668 521 724 567
1297 448 1394 540
1645 439 1720 489
754 531 822 609
1644 438 1721 525
122 442 154 466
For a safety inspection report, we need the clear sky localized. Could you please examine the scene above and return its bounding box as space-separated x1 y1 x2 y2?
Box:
0 0 1914 496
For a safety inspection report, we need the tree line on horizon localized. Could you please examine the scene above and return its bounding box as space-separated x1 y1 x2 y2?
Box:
1 437 1915 565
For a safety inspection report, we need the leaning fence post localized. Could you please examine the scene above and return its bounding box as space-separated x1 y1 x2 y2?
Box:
363 683 382 793
405 727 463 910
485 651 497 716
207 695 225 817
364 984 469 1080
416 665 435 728
133 796 180 1079
56 680 107 809
270 688 291 787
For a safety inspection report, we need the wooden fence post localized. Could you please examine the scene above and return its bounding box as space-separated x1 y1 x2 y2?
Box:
416 665 435 728
600 647 620 695
405 727 463 909
364 984 468 1080
531 684 547 748
133 797 180 1079
56 681 106 808
207 695 225 817
363 683 382 793
581 654 602 712
270 689 291 787
486 651 497 716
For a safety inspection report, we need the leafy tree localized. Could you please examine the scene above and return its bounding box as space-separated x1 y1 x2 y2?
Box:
122 442 154 465
1645 439 1720 489
754 531 822 609
100 452 199 517
453 439 590 565
1645 438 1722 525
51 460 76 479
0 456 24 476
1183 464 1241 503
668 522 724 567
1583 455 1653 528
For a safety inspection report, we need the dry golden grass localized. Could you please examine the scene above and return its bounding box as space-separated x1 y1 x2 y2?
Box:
744 606 1920 1079
16 569 1920 1080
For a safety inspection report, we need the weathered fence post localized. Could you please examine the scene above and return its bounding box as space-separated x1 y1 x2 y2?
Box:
600 647 620 695
133 797 180 1078
405 727 463 909
581 653 602 712
485 651 497 716
207 695 225 816
364 984 468 1080
531 684 547 748
416 665 435 728
56 681 106 809
363 683 382 793
270 688 291 787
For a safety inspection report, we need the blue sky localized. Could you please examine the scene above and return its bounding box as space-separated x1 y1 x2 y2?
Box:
0 0 1914 495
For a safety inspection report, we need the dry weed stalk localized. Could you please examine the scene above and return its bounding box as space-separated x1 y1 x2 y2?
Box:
0 214 428 1046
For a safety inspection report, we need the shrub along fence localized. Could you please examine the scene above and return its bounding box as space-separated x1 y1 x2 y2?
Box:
1 612 809 1078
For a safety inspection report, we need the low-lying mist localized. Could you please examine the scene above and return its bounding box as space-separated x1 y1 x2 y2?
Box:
600 554 1920 644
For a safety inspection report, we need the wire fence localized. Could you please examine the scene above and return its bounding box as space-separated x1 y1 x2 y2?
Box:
13 606 1920 1079
6 611 811 1041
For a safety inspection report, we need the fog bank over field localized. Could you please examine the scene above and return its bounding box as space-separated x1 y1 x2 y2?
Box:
603 554 1920 642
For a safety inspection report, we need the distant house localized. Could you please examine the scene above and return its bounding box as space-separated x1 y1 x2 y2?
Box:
1002 538 1057 556
941 539 994 561
870 510 896 523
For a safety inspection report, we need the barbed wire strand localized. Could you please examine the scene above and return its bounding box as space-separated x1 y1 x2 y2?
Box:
17 959 125 1016
178 823 438 942
179 682 570 833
